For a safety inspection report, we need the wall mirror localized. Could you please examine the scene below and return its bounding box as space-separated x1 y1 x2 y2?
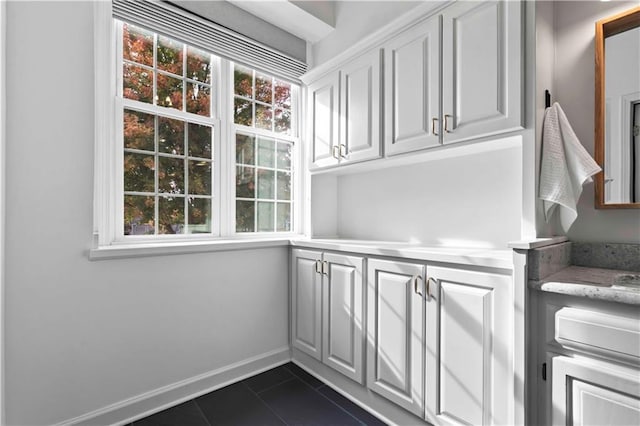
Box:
595 6 640 209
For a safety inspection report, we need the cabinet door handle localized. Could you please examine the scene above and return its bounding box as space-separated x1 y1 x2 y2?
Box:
339 144 348 159
322 261 329 275
444 114 453 133
332 145 340 159
431 117 439 136
315 259 322 274
426 277 434 299
413 275 423 296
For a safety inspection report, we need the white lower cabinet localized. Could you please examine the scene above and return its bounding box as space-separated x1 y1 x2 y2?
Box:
294 249 515 424
552 356 640 426
291 249 365 383
367 258 426 417
291 249 323 360
366 260 512 424
425 266 512 426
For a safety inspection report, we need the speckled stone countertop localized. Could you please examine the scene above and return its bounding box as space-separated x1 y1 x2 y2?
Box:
529 266 640 305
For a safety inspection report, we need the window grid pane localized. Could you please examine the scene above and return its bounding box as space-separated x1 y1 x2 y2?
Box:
122 24 213 117
124 108 214 236
235 132 293 233
233 64 293 135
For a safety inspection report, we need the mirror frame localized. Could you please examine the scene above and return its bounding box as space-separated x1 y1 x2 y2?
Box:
595 6 640 209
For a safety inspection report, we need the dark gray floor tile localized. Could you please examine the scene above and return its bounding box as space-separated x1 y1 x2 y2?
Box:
195 381 285 426
133 400 209 426
284 363 325 389
260 378 363 426
317 385 387 426
243 365 295 393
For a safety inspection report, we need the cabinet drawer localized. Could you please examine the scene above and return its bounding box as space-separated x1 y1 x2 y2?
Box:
555 307 640 364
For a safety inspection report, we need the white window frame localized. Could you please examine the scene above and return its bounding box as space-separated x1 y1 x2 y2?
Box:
114 19 222 242
226 63 301 236
92 2 303 254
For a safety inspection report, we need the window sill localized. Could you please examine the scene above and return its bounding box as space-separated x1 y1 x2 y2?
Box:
88 236 296 260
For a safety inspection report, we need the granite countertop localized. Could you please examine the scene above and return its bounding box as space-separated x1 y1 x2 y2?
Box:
529 265 640 305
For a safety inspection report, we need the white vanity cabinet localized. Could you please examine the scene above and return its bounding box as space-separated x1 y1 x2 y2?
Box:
531 293 640 426
366 258 426 417
307 49 382 170
291 249 365 384
552 356 640 426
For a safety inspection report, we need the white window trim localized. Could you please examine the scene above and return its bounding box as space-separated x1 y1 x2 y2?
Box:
91 2 304 259
0 0 6 422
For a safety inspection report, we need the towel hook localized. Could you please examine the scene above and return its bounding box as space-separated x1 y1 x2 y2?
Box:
545 90 551 108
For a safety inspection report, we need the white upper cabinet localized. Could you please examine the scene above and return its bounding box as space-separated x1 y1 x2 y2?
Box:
305 0 523 166
340 49 383 164
308 72 340 169
384 15 441 156
308 50 382 170
441 0 522 144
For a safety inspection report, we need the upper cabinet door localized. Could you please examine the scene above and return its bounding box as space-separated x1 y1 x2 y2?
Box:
425 266 512 426
441 0 522 144
384 16 441 156
322 253 365 384
308 72 340 170
339 49 383 164
291 249 323 361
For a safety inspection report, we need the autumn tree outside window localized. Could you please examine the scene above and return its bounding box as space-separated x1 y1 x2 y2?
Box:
117 21 299 239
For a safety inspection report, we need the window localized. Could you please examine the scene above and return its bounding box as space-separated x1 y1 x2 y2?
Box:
111 20 299 242
233 65 295 233
120 23 217 237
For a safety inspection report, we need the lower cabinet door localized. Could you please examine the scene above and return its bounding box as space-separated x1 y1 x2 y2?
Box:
291 249 322 360
367 258 425 417
552 356 640 426
322 253 365 384
425 266 511 426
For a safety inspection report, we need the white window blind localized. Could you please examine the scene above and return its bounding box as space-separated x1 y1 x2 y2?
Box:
112 0 307 82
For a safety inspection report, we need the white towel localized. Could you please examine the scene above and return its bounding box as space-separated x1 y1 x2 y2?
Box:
539 102 601 229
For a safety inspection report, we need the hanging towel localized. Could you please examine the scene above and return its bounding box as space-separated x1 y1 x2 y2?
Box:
539 102 601 229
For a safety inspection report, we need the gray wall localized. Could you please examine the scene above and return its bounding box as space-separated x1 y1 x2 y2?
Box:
311 0 423 65
553 1 640 243
334 143 522 248
4 2 288 424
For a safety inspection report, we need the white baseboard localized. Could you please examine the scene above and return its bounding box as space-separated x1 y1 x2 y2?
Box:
59 347 291 426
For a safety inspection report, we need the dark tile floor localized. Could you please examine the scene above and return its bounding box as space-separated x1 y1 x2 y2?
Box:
130 363 387 425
